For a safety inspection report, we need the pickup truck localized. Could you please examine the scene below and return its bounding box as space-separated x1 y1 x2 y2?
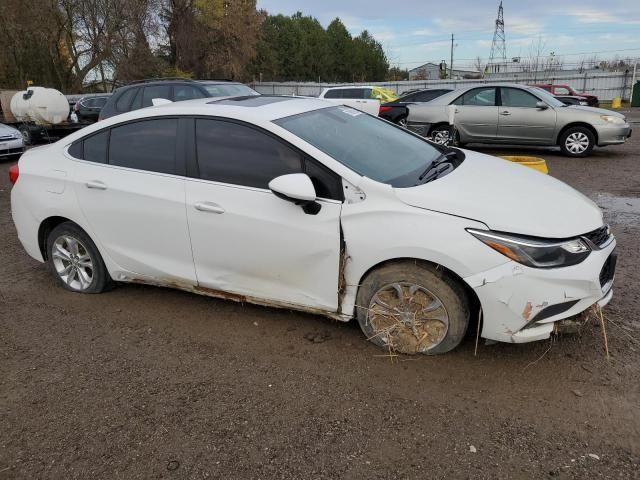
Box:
530 84 599 107
318 86 381 115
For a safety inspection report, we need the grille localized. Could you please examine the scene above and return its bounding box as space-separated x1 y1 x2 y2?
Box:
584 225 610 248
0 147 23 156
599 252 617 287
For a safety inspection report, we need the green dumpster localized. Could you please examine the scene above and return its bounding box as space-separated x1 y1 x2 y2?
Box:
632 81 640 107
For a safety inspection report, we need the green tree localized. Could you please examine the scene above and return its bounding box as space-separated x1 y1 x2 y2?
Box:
326 18 352 82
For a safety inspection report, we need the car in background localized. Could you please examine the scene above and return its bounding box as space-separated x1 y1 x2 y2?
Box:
9 96 617 355
531 84 599 107
554 95 589 106
379 88 453 126
318 86 381 115
73 95 110 123
99 78 259 120
408 83 631 157
0 123 24 159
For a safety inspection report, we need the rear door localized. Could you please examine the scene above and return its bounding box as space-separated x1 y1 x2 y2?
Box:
71 118 196 284
184 118 342 311
450 87 498 141
497 87 556 143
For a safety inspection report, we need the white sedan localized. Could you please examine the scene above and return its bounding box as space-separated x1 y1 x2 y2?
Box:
9 96 616 355
0 123 25 159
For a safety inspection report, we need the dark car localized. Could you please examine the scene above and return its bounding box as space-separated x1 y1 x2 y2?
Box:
530 84 599 107
99 78 259 120
73 95 110 123
554 95 589 106
379 88 453 126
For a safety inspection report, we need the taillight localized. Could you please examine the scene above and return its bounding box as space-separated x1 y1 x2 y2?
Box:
8 163 19 185
379 105 392 114
74 103 80 112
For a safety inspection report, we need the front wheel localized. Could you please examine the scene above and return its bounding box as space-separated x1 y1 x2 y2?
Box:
430 125 452 145
560 127 595 157
46 222 113 293
355 261 469 355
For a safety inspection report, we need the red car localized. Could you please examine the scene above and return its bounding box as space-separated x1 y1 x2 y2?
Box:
530 84 599 107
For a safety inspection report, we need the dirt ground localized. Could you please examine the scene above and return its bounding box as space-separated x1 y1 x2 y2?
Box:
1 112 639 479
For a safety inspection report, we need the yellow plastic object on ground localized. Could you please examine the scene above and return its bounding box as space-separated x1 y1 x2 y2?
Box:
611 97 622 109
372 86 398 102
498 156 549 174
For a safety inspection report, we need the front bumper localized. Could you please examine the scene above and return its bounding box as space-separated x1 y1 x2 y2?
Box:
464 236 616 343
596 123 632 146
0 138 24 157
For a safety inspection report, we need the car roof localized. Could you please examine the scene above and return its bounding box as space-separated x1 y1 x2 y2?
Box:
114 79 243 92
323 85 375 90
63 96 335 142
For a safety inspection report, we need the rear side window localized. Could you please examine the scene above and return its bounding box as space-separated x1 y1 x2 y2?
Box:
453 87 496 106
195 119 303 189
109 119 177 174
94 97 108 107
84 131 109 163
68 130 108 164
174 85 205 101
324 89 342 99
142 85 171 108
116 88 138 112
341 89 365 99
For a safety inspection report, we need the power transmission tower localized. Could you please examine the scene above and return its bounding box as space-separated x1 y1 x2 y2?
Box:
488 1 507 72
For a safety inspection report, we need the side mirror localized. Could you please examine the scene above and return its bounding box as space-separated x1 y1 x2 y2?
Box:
269 173 321 215
536 101 548 110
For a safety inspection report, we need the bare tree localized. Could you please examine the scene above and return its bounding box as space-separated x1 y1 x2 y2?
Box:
473 56 486 77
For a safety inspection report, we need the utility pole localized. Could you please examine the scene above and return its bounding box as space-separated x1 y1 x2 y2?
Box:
450 33 454 79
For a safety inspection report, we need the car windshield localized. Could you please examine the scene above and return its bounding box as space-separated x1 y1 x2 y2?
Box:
202 83 259 97
274 106 444 187
529 87 566 107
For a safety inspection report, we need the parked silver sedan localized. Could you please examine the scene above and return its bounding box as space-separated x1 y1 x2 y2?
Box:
408 84 632 157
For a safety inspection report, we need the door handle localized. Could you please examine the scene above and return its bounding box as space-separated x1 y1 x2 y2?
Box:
500 111 511 116
194 202 225 214
86 180 107 190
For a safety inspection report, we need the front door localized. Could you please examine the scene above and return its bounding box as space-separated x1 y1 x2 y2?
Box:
185 118 342 311
451 87 499 141
496 87 556 143
71 118 196 284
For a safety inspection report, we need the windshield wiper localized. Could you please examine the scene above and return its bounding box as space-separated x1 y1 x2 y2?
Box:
418 150 458 181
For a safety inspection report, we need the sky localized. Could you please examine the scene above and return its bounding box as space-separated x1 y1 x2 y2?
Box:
256 0 640 70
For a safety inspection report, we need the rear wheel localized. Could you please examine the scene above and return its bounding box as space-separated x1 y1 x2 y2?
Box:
46 222 113 293
559 126 595 157
396 116 408 128
355 261 469 355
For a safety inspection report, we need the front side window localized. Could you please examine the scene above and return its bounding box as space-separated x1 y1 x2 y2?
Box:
555 87 571 95
453 88 496 106
109 119 177 174
500 88 539 108
324 89 342 99
195 119 303 189
275 106 444 188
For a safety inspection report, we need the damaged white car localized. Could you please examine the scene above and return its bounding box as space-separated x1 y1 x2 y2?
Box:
10 96 616 354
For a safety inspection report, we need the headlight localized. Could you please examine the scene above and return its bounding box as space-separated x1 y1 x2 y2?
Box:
467 229 590 268
600 115 625 125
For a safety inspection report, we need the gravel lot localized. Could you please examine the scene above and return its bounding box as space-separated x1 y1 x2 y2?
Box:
1 112 639 479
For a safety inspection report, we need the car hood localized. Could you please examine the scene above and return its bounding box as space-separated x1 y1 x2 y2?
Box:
394 150 603 238
0 123 20 136
560 105 624 118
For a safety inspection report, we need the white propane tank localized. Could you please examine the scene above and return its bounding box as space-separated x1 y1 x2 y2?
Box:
10 87 69 125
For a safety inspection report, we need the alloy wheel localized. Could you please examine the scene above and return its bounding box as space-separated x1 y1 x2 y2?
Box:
367 282 449 353
431 129 451 145
51 235 94 291
565 132 590 154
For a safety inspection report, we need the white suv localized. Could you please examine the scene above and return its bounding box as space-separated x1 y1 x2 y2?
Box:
10 96 616 355
318 86 381 115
